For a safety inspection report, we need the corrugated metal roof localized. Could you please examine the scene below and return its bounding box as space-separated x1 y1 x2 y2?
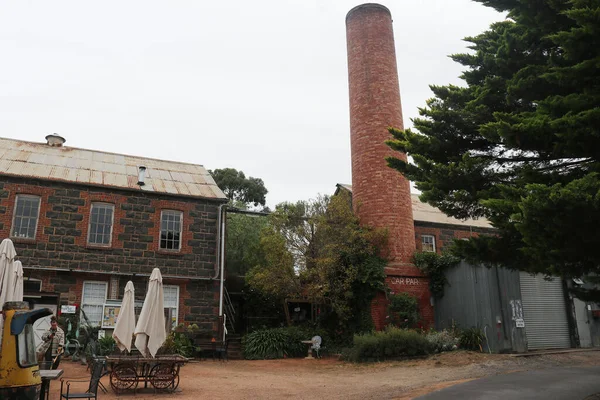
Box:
335 183 492 228
0 137 227 201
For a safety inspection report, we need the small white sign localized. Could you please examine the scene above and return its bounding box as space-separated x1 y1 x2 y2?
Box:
60 305 76 314
515 319 525 328
98 330 106 339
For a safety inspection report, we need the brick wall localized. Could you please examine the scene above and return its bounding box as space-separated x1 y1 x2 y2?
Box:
0 176 223 330
369 222 496 330
414 222 495 254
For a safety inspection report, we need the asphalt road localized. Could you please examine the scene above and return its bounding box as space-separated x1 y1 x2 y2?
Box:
417 366 600 400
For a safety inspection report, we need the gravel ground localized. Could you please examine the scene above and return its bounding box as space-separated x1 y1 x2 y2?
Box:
47 350 600 400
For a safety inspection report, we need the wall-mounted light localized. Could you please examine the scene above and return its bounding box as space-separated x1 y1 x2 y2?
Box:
137 166 147 186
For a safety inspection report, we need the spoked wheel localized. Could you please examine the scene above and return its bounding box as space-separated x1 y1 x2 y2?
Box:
171 372 180 390
149 363 177 391
110 364 138 393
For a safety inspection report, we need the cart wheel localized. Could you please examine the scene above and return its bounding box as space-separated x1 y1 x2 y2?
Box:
110 364 138 392
149 363 176 391
171 372 180 390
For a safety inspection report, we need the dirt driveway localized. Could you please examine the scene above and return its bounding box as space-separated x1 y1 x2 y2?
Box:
47 350 600 400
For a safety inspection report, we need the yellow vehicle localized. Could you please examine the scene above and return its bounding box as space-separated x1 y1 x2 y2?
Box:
0 301 52 400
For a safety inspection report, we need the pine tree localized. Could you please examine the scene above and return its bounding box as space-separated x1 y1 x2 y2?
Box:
387 1 600 291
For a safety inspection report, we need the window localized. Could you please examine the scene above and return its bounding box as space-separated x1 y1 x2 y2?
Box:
422 235 436 252
160 210 182 251
163 285 179 329
81 281 107 326
17 323 37 367
23 278 42 293
88 203 114 246
11 195 41 239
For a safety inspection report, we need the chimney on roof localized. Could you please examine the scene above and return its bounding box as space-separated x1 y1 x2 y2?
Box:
137 166 147 186
45 133 66 147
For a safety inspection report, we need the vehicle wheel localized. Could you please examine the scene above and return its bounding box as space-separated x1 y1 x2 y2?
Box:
110 364 138 392
149 363 176 391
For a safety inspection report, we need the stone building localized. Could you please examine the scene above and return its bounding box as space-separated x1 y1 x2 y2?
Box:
0 134 227 340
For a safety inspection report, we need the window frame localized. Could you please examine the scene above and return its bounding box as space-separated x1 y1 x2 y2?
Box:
81 281 108 327
10 194 41 240
159 210 183 252
421 234 436 253
87 202 115 247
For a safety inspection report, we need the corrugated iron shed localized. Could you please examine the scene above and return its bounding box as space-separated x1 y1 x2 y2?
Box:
0 137 227 201
335 183 492 228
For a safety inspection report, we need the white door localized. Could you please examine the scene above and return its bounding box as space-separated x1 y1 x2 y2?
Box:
33 304 57 351
519 272 571 350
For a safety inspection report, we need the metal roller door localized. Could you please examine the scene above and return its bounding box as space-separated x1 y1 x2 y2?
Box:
519 272 571 350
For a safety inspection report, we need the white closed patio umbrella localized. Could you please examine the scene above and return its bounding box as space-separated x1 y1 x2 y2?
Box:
113 281 135 352
11 260 24 302
134 268 166 357
0 238 18 351
0 238 17 307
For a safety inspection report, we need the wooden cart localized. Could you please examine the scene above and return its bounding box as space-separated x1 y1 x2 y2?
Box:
105 354 188 394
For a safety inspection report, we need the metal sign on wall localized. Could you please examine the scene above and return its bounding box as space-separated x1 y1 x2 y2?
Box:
60 305 76 314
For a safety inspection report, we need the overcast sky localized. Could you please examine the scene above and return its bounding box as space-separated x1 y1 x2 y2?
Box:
0 1 502 208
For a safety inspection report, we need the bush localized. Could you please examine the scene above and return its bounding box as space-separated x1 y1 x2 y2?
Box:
98 336 117 356
387 293 420 328
159 331 197 357
459 327 484 352
426 330 458 353
243 328 289 359
344 326 433 362
243 326 330 359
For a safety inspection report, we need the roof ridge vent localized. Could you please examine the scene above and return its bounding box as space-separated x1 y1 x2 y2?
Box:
45 133 66 147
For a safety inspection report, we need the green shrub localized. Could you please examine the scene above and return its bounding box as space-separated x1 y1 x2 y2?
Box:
243 326 330 359
344 326 433 362
98 336 117 356
426 330 458 353
159 331 197 357
388 293 420 328
459 327 484 351
243 328 289 359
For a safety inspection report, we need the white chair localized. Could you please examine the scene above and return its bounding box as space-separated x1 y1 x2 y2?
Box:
311 336 322 358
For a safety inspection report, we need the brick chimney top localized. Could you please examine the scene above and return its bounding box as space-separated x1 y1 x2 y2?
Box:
346 3 391 22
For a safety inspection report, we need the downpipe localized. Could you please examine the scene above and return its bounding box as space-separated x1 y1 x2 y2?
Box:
218 204 226 317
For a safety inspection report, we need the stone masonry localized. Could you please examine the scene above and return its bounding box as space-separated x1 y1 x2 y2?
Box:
0 176 223 331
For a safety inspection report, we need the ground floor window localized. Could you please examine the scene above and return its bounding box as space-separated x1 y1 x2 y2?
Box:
81 281 108 326
163 285 179 328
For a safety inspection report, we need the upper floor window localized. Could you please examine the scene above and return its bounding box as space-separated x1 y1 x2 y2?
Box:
11 195 41 239
421 235 436 252
88 203 114 246
160 210 182 251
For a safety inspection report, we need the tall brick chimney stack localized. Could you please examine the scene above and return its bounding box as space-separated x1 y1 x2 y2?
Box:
346 4 433 329
346 4 416 272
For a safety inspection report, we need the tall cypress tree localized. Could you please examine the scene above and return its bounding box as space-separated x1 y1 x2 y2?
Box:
387 1 600 291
